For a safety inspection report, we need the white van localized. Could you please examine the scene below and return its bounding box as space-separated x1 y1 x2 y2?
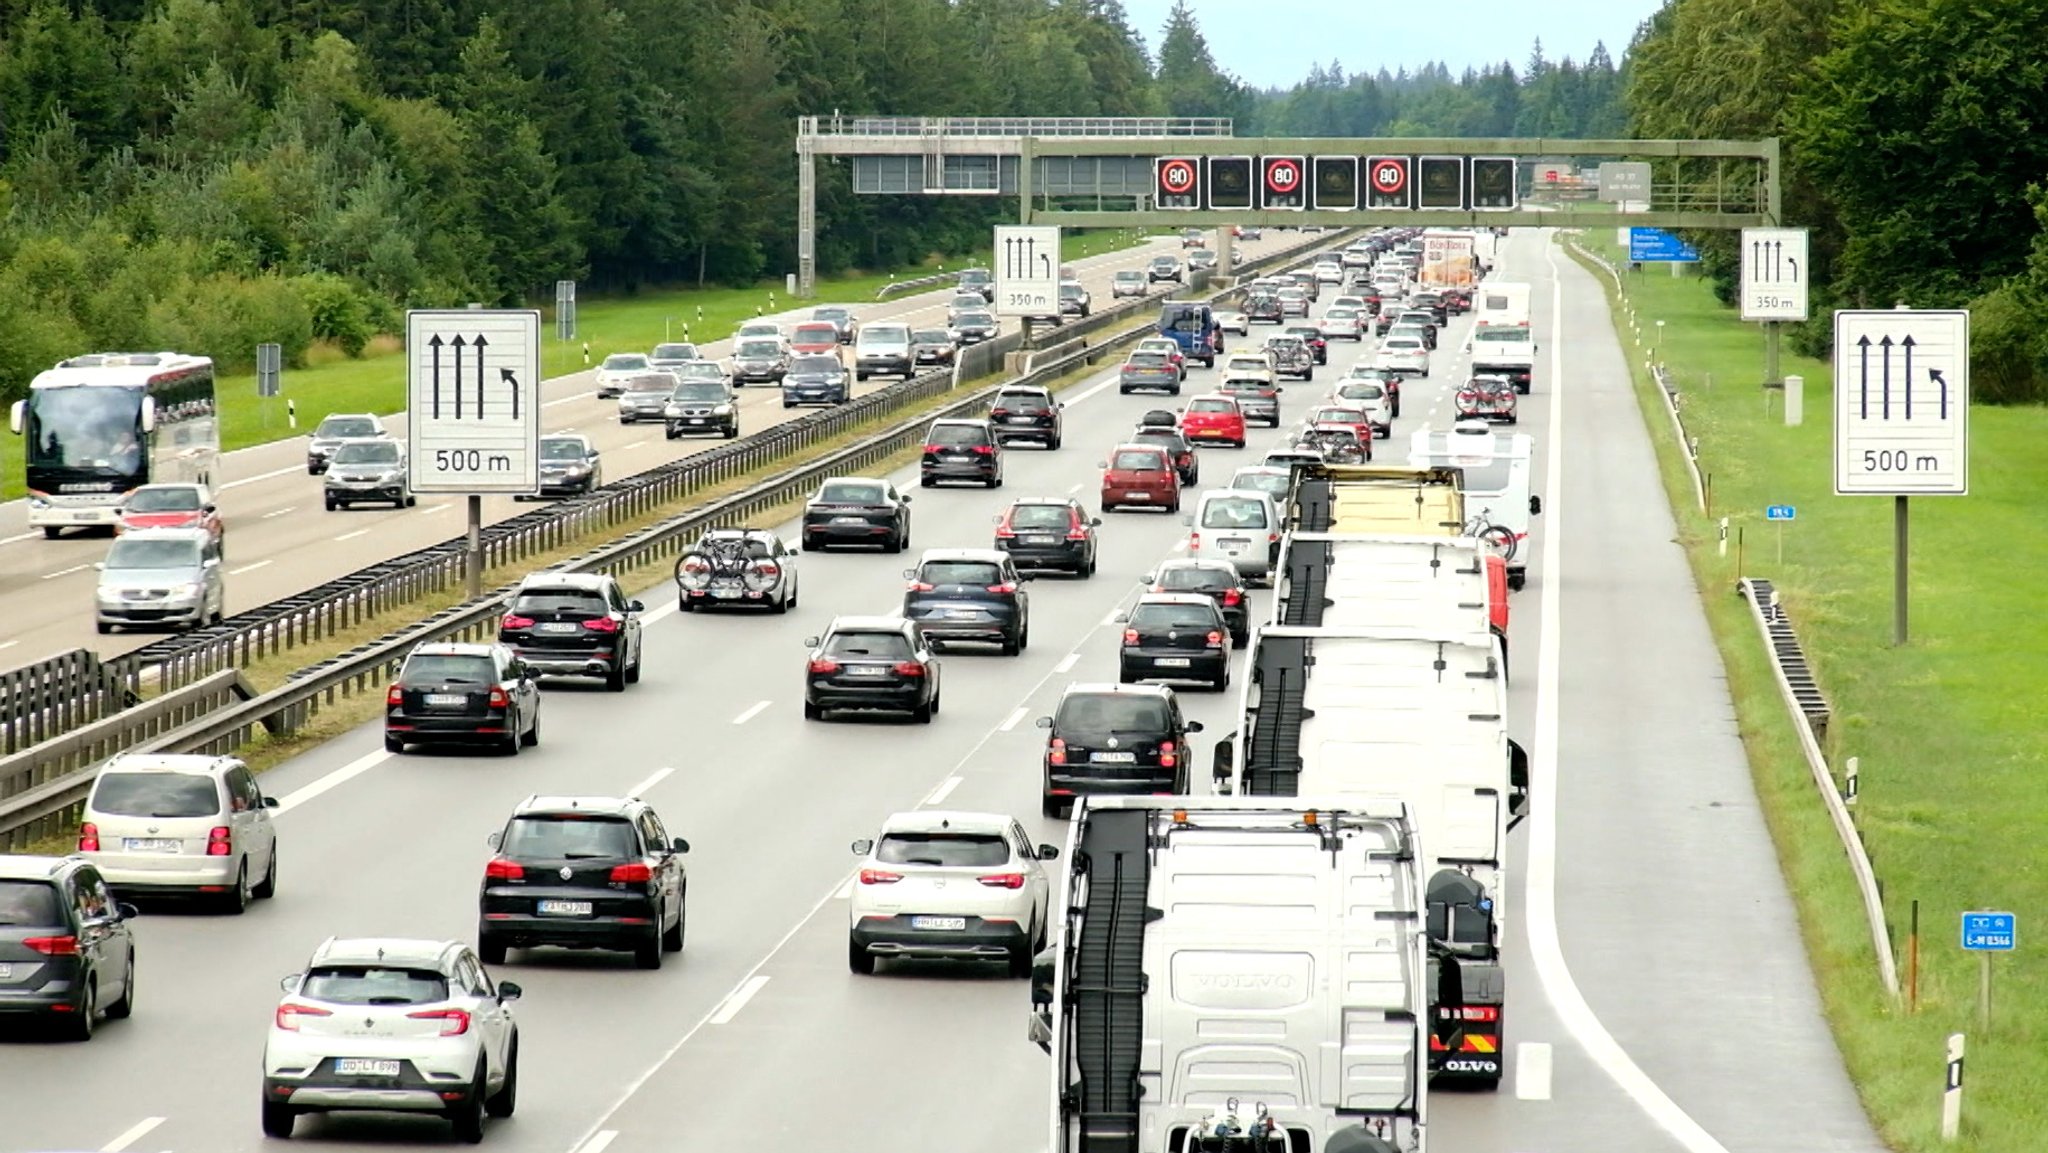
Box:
854 322 915 380
1408 421 1543 589
1183 489 1281 583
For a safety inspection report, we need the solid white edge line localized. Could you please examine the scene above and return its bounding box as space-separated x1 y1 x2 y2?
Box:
100 1117 166 1153
998 706 1028 732
922 776 963 806
731 700 771 725
706 974 770 1026
40 565 88 580
626 767 674 799
229 560 273 575
542 390 597 409
273 748 390 814
1532 233 1731 1152
1514 1041 1554 1101
1 530 39 544
1053 652 1079 674
572 1131 619 1153
0 640 17 652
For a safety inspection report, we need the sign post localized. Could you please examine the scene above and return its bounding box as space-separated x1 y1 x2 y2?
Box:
1765 504 1795 565
992 225 1060 320
405 309 543 599
1961 910 2015 1033
256 342 282 431
1832 309 1970 646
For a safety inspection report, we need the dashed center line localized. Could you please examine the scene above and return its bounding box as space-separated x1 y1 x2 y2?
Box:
229 560 272 575
626 767 674 798
334 528 369 542
0 531 38 545
542 389 597 409
1054 653 1080 674
99 1116 166 1153
262 506 296 519
571 1131 619 1153
922 776 963 806
732 700 771 725
998 706 1028 732
421 503 451 514
707 974 770 1025
40 564 88 580
620 440 648 451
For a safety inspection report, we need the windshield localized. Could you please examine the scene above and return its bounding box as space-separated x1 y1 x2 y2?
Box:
402 654 498 683
105 537 201 570
540 439 588 461
876 832 1008 867
818 482 885 504
918 560 1001 586
650 343 697 360
737 341 781 358
1116 271 1143 282
670 382 727 401
90 771 218 818
602 355 649 372
1111 449 1166 470
1060 284 1084 298
0 880 61 926
1055 694 1169 733
959 270 991 285
126 486 202 512
301 966 449 1007
861 328 910 346
1474 327 1529 343
788 356 842 376
955 313 993 327
1224 359 1268 375
1007 504 1072 530
1155 564 1231 593
332 441 399 465
1312 407 1365 423
24 387 145 473
315 416 379 440
1201 496 1269 529
502 814 636 859
1231 469 1290 497
824 631 913 660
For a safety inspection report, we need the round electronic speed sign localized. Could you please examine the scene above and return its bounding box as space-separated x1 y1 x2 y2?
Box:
1265 158 1302 195
1369 159 1408 196
1159 159 1197 195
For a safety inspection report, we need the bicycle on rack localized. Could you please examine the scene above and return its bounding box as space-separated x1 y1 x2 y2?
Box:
1463 509 1518 562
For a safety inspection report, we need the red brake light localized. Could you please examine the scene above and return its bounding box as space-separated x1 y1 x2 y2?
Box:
987 582 1018 594
859 869 902 885
808 658 841 674
78 823 99 852
609 863 653 884
583 616 621 633
206 826 232 857
1122 628 1140 645
274 1002 331 1030
994 523 1016 539
407 1007 472 1036
1048 737 1067 765
1206 630 1224 648
1190 532 1201 549
502 614 535 629
990 407 1009 417
978 873 1026 889
1159 741 1178 768
893 661 926 676
23 935 79 957
970 444 996 455
1222 588 1243 606
906 580 935 592
922 444 941 454
484 857 525 881
387 684 403 706
487 686 511 709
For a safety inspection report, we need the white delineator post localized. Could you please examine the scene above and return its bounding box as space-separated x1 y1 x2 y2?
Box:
1941 1032 1964 1140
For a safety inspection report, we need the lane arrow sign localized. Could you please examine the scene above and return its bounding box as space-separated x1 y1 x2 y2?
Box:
1931 367 1949 419
1856 335 1871 418
449 335 467 420
1901 335 1915 419
501 368 521 419
428 334 444 419
473 334 489 418
1880 335 1894 419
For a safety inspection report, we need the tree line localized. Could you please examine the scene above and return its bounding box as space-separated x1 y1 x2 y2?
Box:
0 0 1624 398
1626 0 2048 403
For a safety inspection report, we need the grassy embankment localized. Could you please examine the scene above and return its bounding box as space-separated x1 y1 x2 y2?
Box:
1562 231 2048 1153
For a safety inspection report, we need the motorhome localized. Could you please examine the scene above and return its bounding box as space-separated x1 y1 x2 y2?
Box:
1468 283 1535 394
1031 795 1431 1153
1407 423 1541 591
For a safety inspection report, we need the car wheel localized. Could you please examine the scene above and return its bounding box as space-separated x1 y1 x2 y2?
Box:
485 1040 518 1118
724 426 739 439
385 734 405 754
222 861 250 915
884 531 902 554
912 697 934 724
633 931 663 970
105 954 135 1019
662 896 686 952
67 978 96 1041
254 848 278 899
521 710 540 747
848 938 876 975
626 653 642 684
605 665 627 692
502 725 521 757
803 700 823 721
770 587 789 614
478 932 508 965
448 1062 487 1143
323 496 337 511
1041 795 1068 820
1007 941 1033 979
261 1100 297 1139
1213 668 1232 692
666 428 680 440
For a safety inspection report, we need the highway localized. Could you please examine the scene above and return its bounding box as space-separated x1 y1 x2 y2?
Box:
0 229 1301 669
0 230 1885 1153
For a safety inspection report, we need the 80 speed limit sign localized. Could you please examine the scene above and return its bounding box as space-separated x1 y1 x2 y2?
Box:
1369 157 1408 196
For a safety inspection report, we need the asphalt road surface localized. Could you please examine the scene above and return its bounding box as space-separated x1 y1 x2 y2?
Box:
0 229 1884 1153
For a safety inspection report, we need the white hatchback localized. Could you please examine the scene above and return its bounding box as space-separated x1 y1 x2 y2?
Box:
848 810 1056 977
1376 334 1431 377
263 937 521 1141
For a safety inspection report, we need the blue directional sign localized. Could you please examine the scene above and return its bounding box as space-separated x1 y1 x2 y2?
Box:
1629 227 1699 263
1765 504 1796 521
1962 911 2016 951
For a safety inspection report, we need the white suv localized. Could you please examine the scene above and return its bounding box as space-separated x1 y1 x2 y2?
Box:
1376 333 1431 377
263 937 521 1141
848 811 1057 977
79 753 279 913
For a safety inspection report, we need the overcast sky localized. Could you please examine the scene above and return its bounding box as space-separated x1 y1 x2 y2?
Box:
1120 0 1669 89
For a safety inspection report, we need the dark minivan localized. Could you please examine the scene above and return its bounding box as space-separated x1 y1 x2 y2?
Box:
0 855 138 1040
1036 684 1202 818
920 419 1004 488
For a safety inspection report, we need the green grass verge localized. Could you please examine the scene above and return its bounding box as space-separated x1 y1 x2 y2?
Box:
1562 231 2048 1153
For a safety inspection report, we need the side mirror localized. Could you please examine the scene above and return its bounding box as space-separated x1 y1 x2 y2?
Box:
203 504 217 514
991 514 1003 524
1018 573 1036 582
486 831 502 849
1095 461 1108 469
1141 572 1155 583
1211 740 1235 791
139 395 157 433
1529 494 1543 516
8 399 24 435
850 838 874 855
1090 517 1102 527
279 972 304 993
901 569 916 580
1185 720 1204 733
1110 612 1128 624
496 981 523 1001
671 837 690 854
803 636 821 648
900 495 912 503
261 796 280 809
627 600 645 612
787 546 801 554
1034 716 1053 729
203 556 221 569
116 902 141 920
92 562 105 571
1036 844 1061 860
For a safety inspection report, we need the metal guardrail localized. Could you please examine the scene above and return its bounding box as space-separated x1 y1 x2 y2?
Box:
877 272 959 300
0 231 1351 846
0 650 136 754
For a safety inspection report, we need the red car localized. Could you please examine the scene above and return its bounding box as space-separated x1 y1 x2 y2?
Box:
789 322 841 356
1179 394 1247 448
1100 444 1181 513
1303 404 1377 453
117 483 224 547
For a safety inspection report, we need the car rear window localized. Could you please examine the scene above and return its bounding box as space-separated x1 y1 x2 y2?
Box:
1188 398 1234 413
331 441 400 465
876 832 1009 868
1156 565 1231 593
818 482 885 504
824 631 913 660
301 965 449 1006
651 343 697 360
927 423 989 446
996 392 1050 411
402 654 498 684
623 374 673 393
1007 504 1072 530
501 814 637 859
510 590 607 617
602 355 649 371
788 356 842 375
1338 383 1387 401
0 880 63 926
1112 449 1166 471
1055 694 1169 733
1127 353 1169 368
1200 496 1269 530
90 771 220 818
540 439 589 461
1134 429 1186 451
1312 408 1363 423
919 560 1002 586
1231 471 1290 497
1132 602 1221 630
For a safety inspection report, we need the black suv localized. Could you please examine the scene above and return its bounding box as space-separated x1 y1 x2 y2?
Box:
0 855 138 1039
478 795 689 970
921 419 1004 488
995 497 1099 576
902 548 1031 654
497 572 645 690
957 268 995 302
1145 558 1252 647
385 642 542 755
1116 593 1231 691
1035 684 1203 818
663 378 739 439
801 475 911 552
804 616 942 722
1129 423 1199 487
988 386 1063 449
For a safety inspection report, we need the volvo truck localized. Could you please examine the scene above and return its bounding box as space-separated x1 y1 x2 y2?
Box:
1211 627 1528 1088
1030 795 1433 1153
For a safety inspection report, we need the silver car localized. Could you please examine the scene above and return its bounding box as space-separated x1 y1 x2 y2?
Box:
731 338 789 385
94 526 224 633
304 412 385 475
616 371 678 423
323 437 413 509
79 753 280 911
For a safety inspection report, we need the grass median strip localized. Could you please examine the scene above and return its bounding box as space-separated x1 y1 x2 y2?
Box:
1561 231 2048 1153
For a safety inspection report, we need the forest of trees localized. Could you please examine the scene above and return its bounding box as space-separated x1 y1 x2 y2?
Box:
1626 0 2048 402
0 0 1626 395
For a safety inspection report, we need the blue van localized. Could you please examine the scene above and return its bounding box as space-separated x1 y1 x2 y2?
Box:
1157 302 1222 367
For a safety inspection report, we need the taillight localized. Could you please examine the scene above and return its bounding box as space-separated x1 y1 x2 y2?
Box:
23 935 79 956
609 863 653 884
502 614 535 630
484 857 525 881
922 443 940 454
583 616 621 633
1221 588 1243 606
274 1002 331 1030
970 444 996 455
1160 741 1178 768
859 869 902 885
906 581 935 592
206 826 231 857
995 521 1016 538
893 661 926 676
1122 628 1139 645
1067 515 1089 540
407 1008 472 1036
1190 532 1201 549
987 582 1018 594
387 684 403 706
78 823 99 852
978 873 1026 889
487 686 511 708
1205 630 1224 648
1445 1005 1501 1023
990 407 1010 417
808 658 841 674
1048 738 1067 765
1268 532 1280 543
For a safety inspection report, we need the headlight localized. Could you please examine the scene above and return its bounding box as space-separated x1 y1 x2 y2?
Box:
377 471 400 483
663 404 682 416
562 465 589 476
713 405 733 415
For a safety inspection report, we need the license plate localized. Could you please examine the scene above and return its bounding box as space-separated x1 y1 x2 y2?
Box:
1124 492 1151 501
123 838 180 852
336 1059 402 1077
833 516 867 525
1219 538 1250 548
947 454 972 461
686 418 706 425
1091 751 1137 763
845 666 891 677
1155 657 1192 667
1003 416 1030 423
425 693 467 706
944 609 978 620
712 588 740 599
536 622 578 634
911 916 967 931
537 900 593 916
1024 536 1058 546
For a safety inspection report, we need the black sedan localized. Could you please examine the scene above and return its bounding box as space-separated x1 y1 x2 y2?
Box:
804 616 942 723
801 476 911 552
384 642 541 755
995 498 1099 576
952 311 999 345
1115 593 1231 691
529 434 603 499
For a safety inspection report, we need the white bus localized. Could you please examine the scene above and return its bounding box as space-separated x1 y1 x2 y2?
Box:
9 352 220 538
